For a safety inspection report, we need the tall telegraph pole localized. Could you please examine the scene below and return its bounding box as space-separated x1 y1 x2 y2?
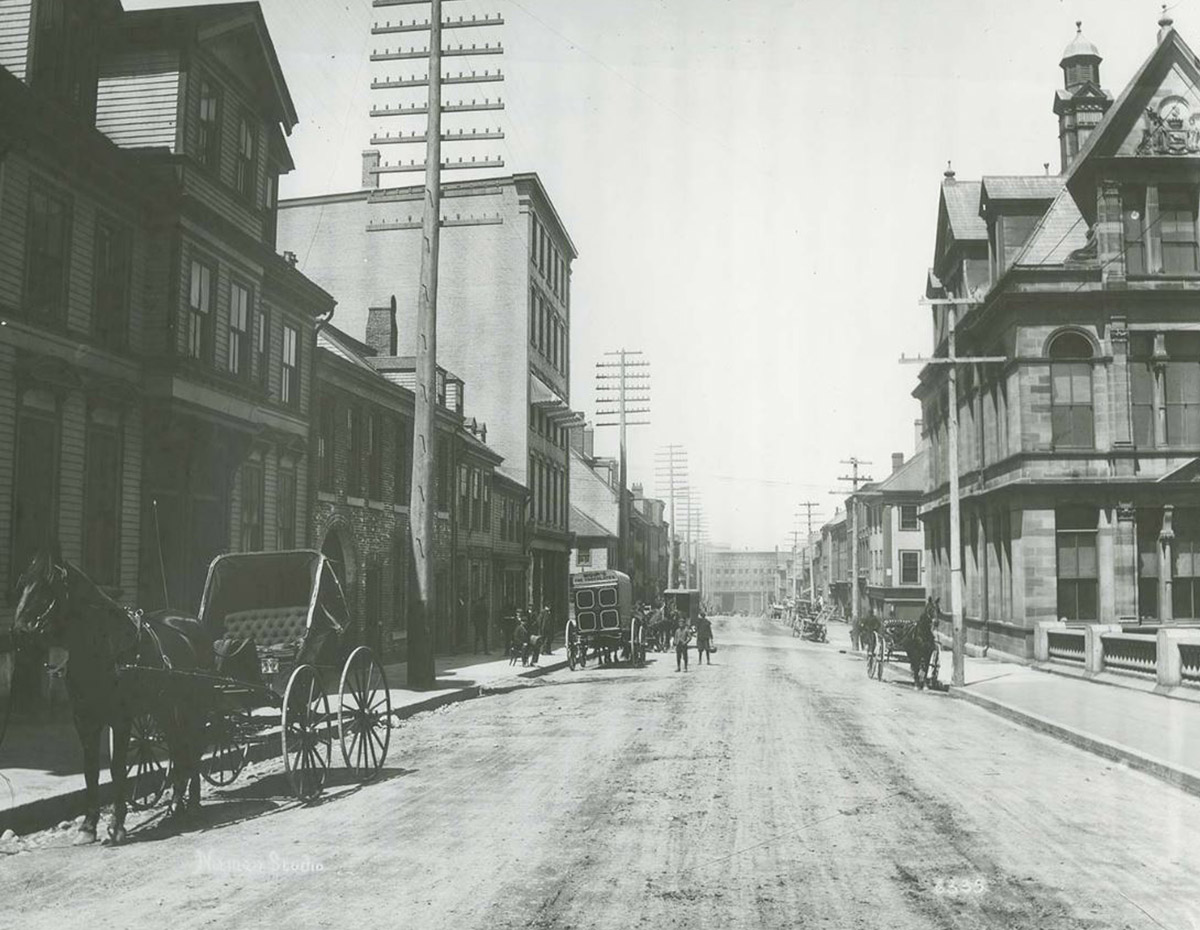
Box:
369 0 504 687
595 350 650 573
835 458 872 624
798 501 822 602
655 445 688 588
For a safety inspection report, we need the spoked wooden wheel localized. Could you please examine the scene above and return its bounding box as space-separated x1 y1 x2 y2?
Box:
114 713 171 811
282 665 331 801
337 647 391 782
202 710 250 787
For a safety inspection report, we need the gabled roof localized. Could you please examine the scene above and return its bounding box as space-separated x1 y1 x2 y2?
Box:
1065 26 1200 195
317 325 376 374
119 2 297 132
570 505 617 541
941 179 987 241
873 450 928 495
980 175 1063 202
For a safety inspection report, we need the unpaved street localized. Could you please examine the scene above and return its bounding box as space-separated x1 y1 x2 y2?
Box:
3 617 1199 929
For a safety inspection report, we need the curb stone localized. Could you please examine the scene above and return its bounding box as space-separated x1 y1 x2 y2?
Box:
951 685 1200 799
0 659 569 837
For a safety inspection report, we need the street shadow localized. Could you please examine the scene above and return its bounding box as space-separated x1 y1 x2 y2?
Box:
118 766 417 845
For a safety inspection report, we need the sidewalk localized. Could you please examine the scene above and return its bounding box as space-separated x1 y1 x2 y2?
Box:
0 648 565 835
829 621 1200 797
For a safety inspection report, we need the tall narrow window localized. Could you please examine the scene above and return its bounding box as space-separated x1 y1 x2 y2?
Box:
395 416 412 505
236 115 256 201
93 220 131 350
25 184 71 321
228 282 251 378
1057 506 1098 621
197 79 222 169
83 408 121 587
900 551 921 586
348 407 364 496
1159 185 1199 274
277 467 296 550
1137 509 1161 620
1123 186 1147 276
368 411 383 499
1049 331 1094 449
239 461 263 551
256 308 270 390
188 258 214 361
318 395 336 492
482 475 491 532
1174 509 1200 620
1164 360 1200 446
281 324 299 408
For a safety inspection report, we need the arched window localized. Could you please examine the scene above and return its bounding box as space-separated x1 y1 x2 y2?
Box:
1048 331 1095 449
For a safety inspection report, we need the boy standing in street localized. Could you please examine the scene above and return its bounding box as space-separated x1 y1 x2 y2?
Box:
673 620 691 672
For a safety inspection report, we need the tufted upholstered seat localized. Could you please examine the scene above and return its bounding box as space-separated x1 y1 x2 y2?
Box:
223 606 309 648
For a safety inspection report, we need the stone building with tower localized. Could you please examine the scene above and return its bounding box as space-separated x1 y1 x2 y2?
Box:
918 14 1200 658
276 168 581 626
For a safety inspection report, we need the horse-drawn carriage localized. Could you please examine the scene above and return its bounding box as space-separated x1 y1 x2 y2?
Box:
6 547 393 842
565 570 645 670
663 588 702 625
865 611 942 690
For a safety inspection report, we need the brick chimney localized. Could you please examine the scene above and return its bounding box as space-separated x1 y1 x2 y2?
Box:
632 482 644 501
362 150 380 190
892 452 905 474
365 296 397 356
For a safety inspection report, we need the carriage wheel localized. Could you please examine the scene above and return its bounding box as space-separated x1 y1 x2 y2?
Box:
866 650 877 679
282 665 331 801
875 644 885 680
202 710 250 787
567 640 578 671
115 713 170 811
338 647 391 782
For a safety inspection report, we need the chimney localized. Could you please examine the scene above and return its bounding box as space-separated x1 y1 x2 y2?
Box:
914 419 925 452
632 482 644 501
892 452 905 474
362 150 381 190
365 296 397 356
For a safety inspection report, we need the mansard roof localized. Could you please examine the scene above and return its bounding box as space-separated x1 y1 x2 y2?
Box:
940 179 986 241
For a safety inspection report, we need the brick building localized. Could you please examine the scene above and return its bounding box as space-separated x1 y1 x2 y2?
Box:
0 1 331 699
276 170 581 623
313 313 522 660
918 16 1200 657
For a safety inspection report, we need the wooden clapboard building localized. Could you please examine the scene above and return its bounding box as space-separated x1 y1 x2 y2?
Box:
918 15 1200 657
0 0 332 663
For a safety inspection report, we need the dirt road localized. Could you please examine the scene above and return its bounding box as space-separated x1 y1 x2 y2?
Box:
3 617 1198 929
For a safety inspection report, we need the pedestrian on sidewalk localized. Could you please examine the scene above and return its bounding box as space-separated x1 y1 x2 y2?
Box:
538 604 553 655
673 620 691 672
472 596 488 654
694 612 714 665
500 610 517 660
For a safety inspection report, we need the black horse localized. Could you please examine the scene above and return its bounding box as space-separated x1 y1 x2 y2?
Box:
13 545 212 844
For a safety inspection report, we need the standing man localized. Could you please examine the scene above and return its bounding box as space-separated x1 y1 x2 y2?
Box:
673 618 692 673
694 611 714 665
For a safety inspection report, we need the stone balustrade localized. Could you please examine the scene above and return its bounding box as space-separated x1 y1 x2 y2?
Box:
1035 620 1200 690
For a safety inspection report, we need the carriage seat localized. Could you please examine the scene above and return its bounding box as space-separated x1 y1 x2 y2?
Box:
223 606 308 648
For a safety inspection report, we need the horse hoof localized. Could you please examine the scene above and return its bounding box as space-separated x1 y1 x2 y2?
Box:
105 825 126 846
74 826 97 846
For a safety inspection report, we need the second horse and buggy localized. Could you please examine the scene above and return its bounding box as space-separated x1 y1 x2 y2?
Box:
6 546 393 844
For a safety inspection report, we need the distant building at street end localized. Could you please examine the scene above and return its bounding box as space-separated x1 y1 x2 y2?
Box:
708 549 790 615
918 18 1200 657
277 170 583 624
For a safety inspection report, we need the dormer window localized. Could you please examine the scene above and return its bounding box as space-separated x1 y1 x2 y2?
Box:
1123 184 1199 275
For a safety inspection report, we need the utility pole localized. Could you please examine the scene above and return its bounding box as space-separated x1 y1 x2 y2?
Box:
798 502 822 603
835 459 873 624
368 0 505 687
595 350 650 574
655 445 688 588
902 299 1006 687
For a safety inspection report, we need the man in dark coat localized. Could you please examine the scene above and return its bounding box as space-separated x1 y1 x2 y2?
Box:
694 612 714 665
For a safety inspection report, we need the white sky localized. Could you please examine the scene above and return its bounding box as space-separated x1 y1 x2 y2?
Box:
129 0 1179 549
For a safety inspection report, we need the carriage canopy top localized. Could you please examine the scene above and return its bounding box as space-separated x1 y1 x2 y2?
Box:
197 550 348 640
